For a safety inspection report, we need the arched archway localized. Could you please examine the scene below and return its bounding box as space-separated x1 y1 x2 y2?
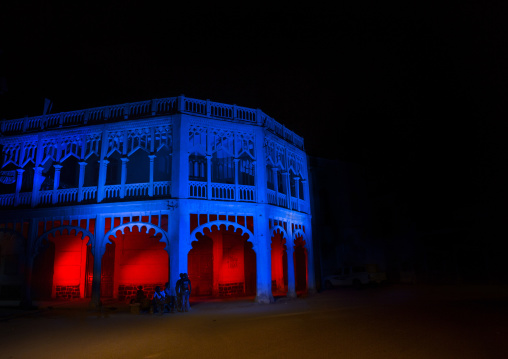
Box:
33 226 93 299
271 226 288 296
293 230 308 293
101 222 169 301
189 222 256 298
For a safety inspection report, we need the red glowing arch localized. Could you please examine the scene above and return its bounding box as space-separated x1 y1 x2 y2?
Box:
34 226 93 256
103 222 170 251
190 221 255 251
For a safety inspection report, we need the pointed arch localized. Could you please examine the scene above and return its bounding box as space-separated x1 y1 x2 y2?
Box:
103 222 169 251
190 220 255 252
35 225 94 257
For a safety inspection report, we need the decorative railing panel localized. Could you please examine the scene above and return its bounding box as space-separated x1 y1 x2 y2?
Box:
104 184 121 199
19 192 32 205
211 183 235 200
57 188 78 203
38 190 53 205
125 183 149 197
277 192 287 208
290 196 298 211
189 181 207 199
153 181 171 196
82 187 97 201
0 193 14 206
210 102 233 118
238 185 255 202
184 98 206 115
266 189 277 205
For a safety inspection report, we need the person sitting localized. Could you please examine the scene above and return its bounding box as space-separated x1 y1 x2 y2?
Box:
152 286 165 315
134 286 145 303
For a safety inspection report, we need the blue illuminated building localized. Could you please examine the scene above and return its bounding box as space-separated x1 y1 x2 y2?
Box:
0 96 314 306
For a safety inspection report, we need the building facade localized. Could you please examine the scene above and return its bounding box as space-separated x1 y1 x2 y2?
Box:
0 95 314 306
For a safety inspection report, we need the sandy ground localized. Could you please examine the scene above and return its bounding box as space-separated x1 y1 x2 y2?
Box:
1 284 507 359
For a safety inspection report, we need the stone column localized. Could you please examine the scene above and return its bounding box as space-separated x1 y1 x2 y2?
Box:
206 155 212 200
148 154 156 196
14 169 24 206
31 166 44 207
169 205 191 297
305 220 316 294
281 171 290 208
78 162 87 202
120 157 128 199
286 242 297 298
254 211 274 303
234 158 240 200
301 179 309 213
52 164 63 204
272 168 278 205
170 114 189 199
90 215 105 309
20 218 38 308
97 159 109 202
293 177 300 211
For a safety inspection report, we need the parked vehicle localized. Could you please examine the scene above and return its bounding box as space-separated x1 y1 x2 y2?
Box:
324 264 387 289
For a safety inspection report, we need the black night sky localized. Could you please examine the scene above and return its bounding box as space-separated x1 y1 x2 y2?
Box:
1 3 507 241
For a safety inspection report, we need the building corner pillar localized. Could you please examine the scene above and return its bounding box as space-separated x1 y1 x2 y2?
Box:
254 212 274 304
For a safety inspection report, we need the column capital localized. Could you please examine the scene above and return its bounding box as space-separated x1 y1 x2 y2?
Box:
78 161 88 166
120 157 129 163
53 164 63 170
16 168 25 174
148 154 157 160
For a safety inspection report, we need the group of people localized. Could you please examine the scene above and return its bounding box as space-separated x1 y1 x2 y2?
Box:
151 273 192 315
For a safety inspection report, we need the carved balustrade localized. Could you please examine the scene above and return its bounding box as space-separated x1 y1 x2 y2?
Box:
153 181 171 196
125 183 149 197
18 192 32 206
238 185 255 202
0 193 14 206
38 190 53 205
57 188 78 203
82 187 97 201
290 196 299 211
266 189 277 205
104 184 121 199
189 181 207 199
211 183 235 201
277 192 287 207
0 96 304 150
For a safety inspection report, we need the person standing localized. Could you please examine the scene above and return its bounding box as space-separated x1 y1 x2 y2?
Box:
152 286 165 315
180 273 192 312
163 282 174 313
175 273 183 312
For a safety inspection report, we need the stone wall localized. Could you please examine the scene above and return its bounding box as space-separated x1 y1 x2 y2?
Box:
219 282 244 296
55 285 80 299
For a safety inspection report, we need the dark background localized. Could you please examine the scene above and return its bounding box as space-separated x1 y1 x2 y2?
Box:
1 3 507 272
